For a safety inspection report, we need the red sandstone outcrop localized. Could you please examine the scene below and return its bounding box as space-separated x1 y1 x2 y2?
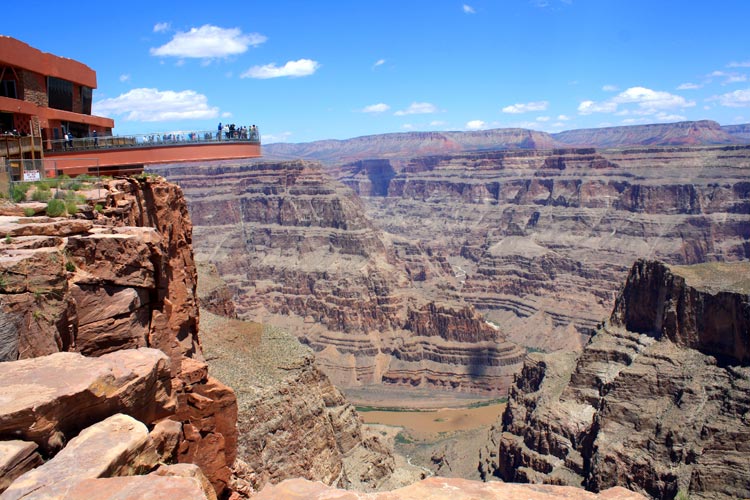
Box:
482 260 750 500
154 161 525 394
553 120 740 147
254 477 648 499
0 178 237 498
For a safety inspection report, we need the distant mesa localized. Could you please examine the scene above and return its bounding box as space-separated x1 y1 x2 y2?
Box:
262 120 750 165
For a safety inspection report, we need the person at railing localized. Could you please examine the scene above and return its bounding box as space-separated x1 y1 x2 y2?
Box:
250 125 259 141
217 122 222 141
93 130 98 147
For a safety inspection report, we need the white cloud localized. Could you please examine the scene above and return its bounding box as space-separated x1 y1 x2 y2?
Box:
466 120 486 130
430 120 447 127
361 103 390 113
92 88 219 122
677 82 703 90
653 112 686 121
502 100 548 114
221 111 233 118
602 84 619 92
153 22 170 33
401 123 415 130
119 74 131 82
394 102 438 115
712 88 750 107
373 59 386 69
557 114 571 121
536 116 550 122
728 61 750 68
707 70 747 85
150 25 266 59
578 86 694 116
263 131 293 143
463 4 476 14
241 59 320 79
578 100 617 114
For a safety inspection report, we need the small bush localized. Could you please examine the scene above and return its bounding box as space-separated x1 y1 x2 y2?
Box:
65 261 76 272
4 234 11 244
46 199 66 217
35 181 51 192
23 207 35 217
65 200 78 215
11 184 29 203
31 189 51 202
94 203 104 213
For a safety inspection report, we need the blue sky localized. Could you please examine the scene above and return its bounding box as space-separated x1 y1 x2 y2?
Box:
5 1 750 142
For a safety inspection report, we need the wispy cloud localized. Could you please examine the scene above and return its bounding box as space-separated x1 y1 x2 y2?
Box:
728 61 750 68
394 102 438 115
221 111 233 118
119 74 131 83
430 120 447 127
150 25 266 59
153 22 170 33
93 88 219 121
466 119 486 130
708 70 748 85
578 86 694 116
502 100 548 114
557 114 571 121
241 59 320 79
710 88 750 107
361 103 390 113
373 59 386 69
463 4 476 14
602 84 619 92
263 131 293 143
677 82 703 90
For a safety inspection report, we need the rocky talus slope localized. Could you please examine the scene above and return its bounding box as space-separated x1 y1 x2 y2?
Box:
480 259 750 500
195 264 418 494
337 146 750 352
0 178 236 499
154 162 525 394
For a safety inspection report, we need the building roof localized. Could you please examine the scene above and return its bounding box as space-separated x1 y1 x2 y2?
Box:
0 36 97 88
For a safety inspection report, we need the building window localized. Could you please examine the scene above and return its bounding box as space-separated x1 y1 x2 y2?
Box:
48 77 73 111
1 80 17 99
81 86 92 115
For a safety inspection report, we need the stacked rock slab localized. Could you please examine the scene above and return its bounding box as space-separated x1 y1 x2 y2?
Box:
481 259 750 500
154 161 525 394
253 477 648 500
0 178 237 498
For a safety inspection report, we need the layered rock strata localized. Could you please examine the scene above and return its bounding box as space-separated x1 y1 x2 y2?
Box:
0 178 237 498
481 260 750 500
336 146 750 352
198 306 413 494
154 162 525 394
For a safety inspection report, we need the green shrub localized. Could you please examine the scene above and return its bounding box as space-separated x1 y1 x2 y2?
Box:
94 203 104 213
35 181 51 192
23 207 35 217
46 199 66 217
31 189 51 202
65 261 75 272
11 184 29 203
65 200 78 215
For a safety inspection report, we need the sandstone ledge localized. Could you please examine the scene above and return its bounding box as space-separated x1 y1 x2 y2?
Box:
254 477 648 499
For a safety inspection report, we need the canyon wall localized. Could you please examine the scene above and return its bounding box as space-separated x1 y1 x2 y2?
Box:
480 259 750 500
0 178 236 498
336 146 750 352
154 162 525 394
195 266 414 494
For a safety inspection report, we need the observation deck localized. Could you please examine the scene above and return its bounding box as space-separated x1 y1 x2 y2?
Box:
38 129 261 176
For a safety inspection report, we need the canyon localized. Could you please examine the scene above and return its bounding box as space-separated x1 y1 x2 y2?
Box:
155 161 526 395
481 259 750 500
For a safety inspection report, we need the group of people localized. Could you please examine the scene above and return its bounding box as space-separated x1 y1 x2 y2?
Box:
217 123 259 141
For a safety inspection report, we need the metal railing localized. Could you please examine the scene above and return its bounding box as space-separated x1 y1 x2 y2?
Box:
46 127 261 153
